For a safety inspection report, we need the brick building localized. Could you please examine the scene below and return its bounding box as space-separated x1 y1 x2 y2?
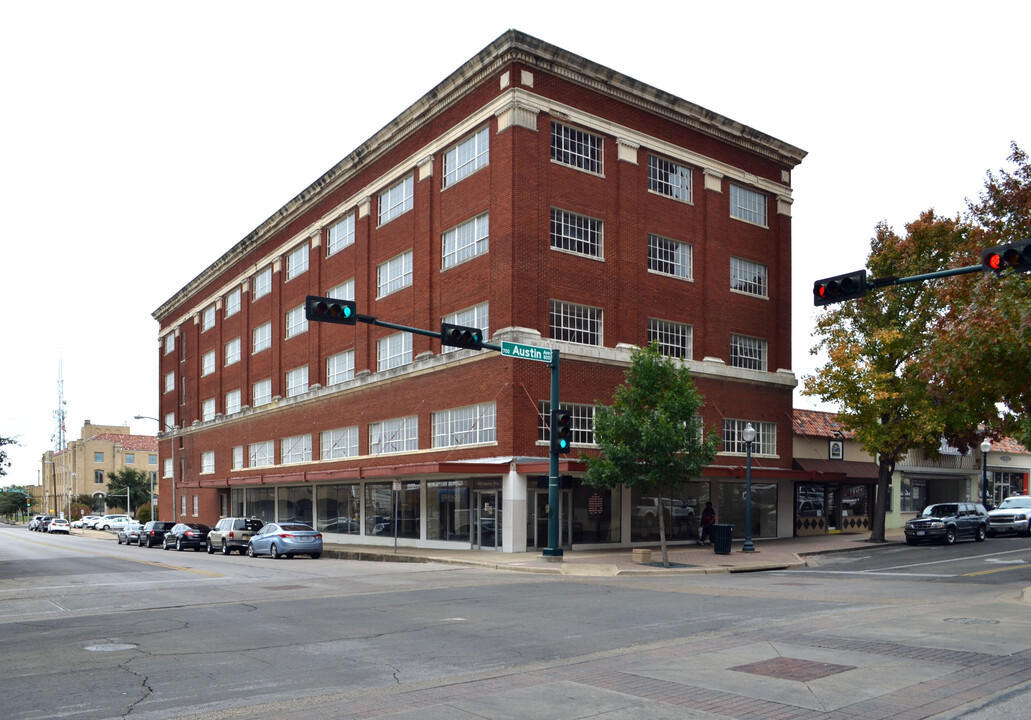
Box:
152 31 807 551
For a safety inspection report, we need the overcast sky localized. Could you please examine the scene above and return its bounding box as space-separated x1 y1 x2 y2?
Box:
2 1 1027 487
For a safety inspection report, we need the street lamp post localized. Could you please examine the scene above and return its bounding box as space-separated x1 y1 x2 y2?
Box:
980 438 992 508
742 423 757 553
135 415 174 522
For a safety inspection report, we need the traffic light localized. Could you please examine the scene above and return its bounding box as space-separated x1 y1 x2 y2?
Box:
813 270 868 306
440 323 484 351
305 295 357 325
983 239 1031 274
550 408 573 454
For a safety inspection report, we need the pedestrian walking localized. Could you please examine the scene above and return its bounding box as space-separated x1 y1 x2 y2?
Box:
698 501 716 545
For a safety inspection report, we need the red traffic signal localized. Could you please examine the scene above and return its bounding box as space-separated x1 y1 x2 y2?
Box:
440 323 484 350
550 409 573 454
305 295 356 325
983 239 1031 274
813 270 868 306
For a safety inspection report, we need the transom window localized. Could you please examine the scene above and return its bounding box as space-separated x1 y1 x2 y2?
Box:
538 402 595 446
551 122 603 173
378 174 414 225
285 305 307 339
550 300 601 345
285 366 308 397
224 337 241 366
252 378 272 407
201 351 215 377
253 267 272 300
723 419 777 456
442 303 489 354
443 126 489 187
253 322 272 353
729 183 768 226
286 244 309 281
648 155 692 202
648 234 692 279
321 427 359 459
551 208 603 258
327 350 355 385
327 213 355 256
442 214 489 269
370 416 418 454
281 434 312 464
377 332 412 371
432 402 497 448
224 288 241 317
225 389 241 415
730 333 768 371
377 250 413 297
648 318 693 359
202 306 216 332
730 257 769 298
249 440 275 468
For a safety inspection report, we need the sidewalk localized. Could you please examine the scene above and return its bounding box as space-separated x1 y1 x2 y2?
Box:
320 529 908 576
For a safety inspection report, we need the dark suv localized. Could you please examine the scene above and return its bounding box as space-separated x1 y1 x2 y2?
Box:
207 517 264 555
138 521 176 548
905 502 989 545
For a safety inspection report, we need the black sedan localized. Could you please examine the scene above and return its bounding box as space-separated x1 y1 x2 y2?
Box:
138 521 176 548
162 523 211 551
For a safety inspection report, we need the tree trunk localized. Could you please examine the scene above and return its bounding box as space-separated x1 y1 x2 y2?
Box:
868 459 894 543
658 500 669 567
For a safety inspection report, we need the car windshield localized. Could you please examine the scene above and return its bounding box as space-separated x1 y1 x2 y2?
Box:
922 504 958 517
999 497 1031 509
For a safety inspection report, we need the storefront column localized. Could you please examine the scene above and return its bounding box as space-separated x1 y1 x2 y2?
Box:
504 463 527 553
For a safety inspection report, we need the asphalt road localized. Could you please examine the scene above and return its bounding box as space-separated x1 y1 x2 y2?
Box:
3 525 1030 720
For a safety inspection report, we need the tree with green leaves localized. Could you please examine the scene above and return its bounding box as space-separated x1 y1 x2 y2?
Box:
582 343 720 567
105 468 151 516
805 212 975 542
0 435 16 478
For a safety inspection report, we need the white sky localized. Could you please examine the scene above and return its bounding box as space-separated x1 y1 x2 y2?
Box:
2 1 1028 487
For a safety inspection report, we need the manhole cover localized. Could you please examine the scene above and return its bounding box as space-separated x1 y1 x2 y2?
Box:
85 643 137 652
944 618 998 625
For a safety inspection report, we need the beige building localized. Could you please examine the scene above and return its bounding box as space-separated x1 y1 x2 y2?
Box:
38 420 158 518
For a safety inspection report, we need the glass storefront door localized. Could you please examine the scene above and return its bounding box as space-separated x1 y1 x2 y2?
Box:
472 490 501 550
530 489 571 549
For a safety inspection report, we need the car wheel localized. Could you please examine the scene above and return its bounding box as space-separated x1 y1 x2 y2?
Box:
310 553 321 560
176 538 184 551
944 527 957 545
117 536 123 545
247 543 257 558
975 525 986 542
270 543 281 559
206 541 215 554
103 525 110 531
221 540 230 556
1026 521 1031 537
163 541 170 550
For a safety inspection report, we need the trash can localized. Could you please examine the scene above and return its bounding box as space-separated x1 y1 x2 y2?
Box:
712 524 734 555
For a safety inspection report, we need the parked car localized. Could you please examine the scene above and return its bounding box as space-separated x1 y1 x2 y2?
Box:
207 517 264 555
72 515 101 529
138 521 176 548
987 495 1031 537
28 515 51 531
162 523 211 551
904 502 989 545
117 522 143 545
247 522 322 559
96 514 131 531
47 518 71 534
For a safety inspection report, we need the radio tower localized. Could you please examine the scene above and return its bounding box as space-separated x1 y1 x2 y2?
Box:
53 357 67 452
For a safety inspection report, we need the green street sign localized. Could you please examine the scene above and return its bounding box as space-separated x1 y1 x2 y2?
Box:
501 341 552 364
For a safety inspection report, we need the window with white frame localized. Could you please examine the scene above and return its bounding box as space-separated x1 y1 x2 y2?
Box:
551 122 603 173
730 333 767 371
648 234 692 279
722 419 777 455
285 305 307 339
551 208 603 258
164 371 175 393
164 412 175 430
377 250 413 297
253 378 272 407
201 398 215 422
550 300 601 345
370 416 418 454
648 318 693 359
648 154 692 202
285 366 308 397
538 402 595 446
181 495 186 516
253 322 271 354
163 457 172 478
377 332 412 371
225 388 241 415
232 446 243 470
201 350 215 377
224 337 241 366
443 126 489 187
286 244 309 281
730 257 769 298
164 334 175 355
729 183 767 226
281 434 312 464
378 174 414 225
201 451 214 474
321 426 359 459
442 303 489 354
253 267 272 300
193 495 198 516
327 278 354 301
432 402 496 448
202 305 216 332
327 213 355 256
225 287 241 317
249 440 275 467
442 214 489 269
327 350 355 385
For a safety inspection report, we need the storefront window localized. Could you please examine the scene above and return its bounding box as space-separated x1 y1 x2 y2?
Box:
244 487 275 522
901 477 925 512
630 482 708 542
572 483 620 543
231 488 245 517
317 484 361 534
278 486 313 526
427 480 470 541
718 482 777 539
365 482 420 539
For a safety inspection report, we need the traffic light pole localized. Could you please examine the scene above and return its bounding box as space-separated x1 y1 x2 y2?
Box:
543 349 563 558
868 263 983 289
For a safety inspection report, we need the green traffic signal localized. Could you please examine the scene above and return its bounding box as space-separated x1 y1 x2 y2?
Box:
440 323 484 350
305 295 357 325
550 409 573 455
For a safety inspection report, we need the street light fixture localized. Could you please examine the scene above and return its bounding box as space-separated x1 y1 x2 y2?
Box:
742 423 757 553
135 415 174 522
980 438 991 508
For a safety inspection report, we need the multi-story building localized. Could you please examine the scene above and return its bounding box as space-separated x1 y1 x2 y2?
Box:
152 30 807 552
38 420 158 517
